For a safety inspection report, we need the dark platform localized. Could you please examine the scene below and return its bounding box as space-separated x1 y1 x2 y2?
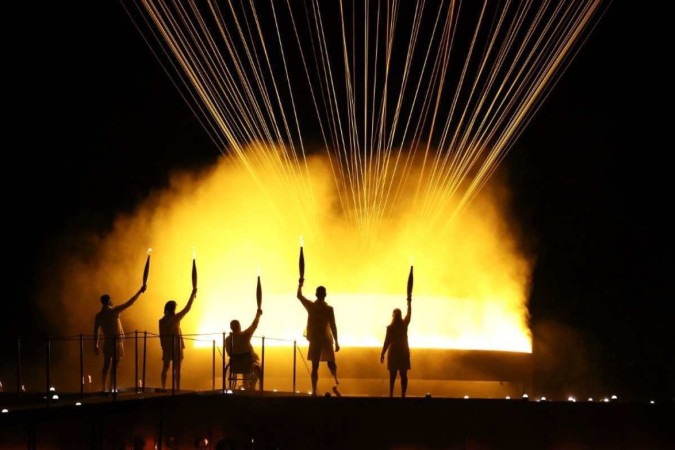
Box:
1 389 672 449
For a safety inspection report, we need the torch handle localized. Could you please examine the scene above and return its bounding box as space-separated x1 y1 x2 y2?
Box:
256 275 262 309
143 254 150 286
192 259 197 289
407 265 413 299
299 246 305 283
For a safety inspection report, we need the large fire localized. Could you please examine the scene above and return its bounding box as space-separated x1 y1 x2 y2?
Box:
42 145 532 354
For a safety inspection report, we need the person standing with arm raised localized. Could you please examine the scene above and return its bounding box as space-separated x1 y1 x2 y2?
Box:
380 296 412 397
297 277 341 396
94 283 147 393
381 265 413 397
159 286 197 392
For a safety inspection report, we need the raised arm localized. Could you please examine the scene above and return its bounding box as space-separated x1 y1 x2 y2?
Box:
403 297 412 325
245 308 263 334
176 287 197 320
296 279 311 309
115 284 147 313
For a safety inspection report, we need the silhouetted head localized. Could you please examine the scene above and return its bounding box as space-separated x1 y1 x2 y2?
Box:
316 285 327 299
230 320 241 332
164 300 177 315
100 294 111 307
392 308 402 324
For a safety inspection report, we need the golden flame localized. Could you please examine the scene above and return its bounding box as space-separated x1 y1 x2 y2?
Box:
41 145 532 353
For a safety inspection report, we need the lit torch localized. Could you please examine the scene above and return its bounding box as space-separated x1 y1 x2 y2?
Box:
407 261 414 300
192 247 197 290
143 248 152 286
299 235 305 284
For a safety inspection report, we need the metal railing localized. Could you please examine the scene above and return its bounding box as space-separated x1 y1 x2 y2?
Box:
1 331 303 407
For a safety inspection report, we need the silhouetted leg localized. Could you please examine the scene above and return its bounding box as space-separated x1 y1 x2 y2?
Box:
174 357 182 391
328 361 341 396
400 370 408 398
327 361 339 385
247 363 262 391
111 357 120 393
102 357 111 392
310 360 319 396
388 370 396 398
161 360 171 390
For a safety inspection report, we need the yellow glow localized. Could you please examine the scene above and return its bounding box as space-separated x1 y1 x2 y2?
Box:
41 145 532 353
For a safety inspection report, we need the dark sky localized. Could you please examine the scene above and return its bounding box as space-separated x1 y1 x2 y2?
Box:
4 1 672 400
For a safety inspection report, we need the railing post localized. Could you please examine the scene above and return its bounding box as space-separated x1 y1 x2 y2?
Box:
293 339 297 394
16 338 22 402
171 334 175 395
260 336 265 393
79 334 84 400
112 335 118 399
142 331 147 394
222 332 226 392
135 330 139 395
46 337 51 406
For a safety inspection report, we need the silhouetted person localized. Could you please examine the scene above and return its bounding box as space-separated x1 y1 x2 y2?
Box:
380 296 412 397
159 287 197 391
297 278 340 396
225 308 263 390
93 284 147 393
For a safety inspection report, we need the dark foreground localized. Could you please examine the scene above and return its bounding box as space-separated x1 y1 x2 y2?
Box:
1 389 672 450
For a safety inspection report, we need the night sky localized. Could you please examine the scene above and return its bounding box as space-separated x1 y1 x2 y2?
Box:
4 1 672 401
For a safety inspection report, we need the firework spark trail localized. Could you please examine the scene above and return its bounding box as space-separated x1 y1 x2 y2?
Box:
127 0 607 238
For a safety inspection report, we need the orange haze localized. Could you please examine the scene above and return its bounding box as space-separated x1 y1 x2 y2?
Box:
37 145 533 353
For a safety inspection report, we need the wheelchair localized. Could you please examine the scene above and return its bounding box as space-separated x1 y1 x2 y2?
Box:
224 354 261 391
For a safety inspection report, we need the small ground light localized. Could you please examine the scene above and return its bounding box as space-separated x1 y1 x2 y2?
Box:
650 400 655 404
505 396 511 400
2 409 8 413
568 396 576 402
611 395 618 401
52 394 59 400
522 394 529 401
602 397 609 402
540 396 547 401
588 398 593 402
75 402 82 406
49 387 56 392
463 395 469 399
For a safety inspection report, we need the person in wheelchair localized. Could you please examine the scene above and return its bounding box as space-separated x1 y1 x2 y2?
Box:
225 308 263 390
